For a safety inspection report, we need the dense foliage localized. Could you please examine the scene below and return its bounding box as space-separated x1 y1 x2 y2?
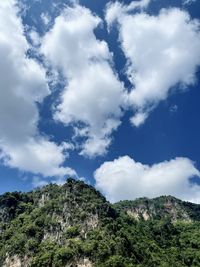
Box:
0 179 200 266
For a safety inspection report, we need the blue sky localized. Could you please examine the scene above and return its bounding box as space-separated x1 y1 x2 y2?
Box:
0 0 200 203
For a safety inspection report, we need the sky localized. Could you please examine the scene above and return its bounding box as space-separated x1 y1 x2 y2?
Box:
0 0 200 203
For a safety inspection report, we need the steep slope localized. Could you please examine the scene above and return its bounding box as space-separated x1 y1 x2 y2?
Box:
0 179 200 267
0 179 117 267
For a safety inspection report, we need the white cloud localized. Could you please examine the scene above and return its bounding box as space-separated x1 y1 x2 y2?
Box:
169 104 178 113
32 176 48 188
41 12 51 26
0 0 76 177
130 112 148 127
94 156 200 203
106 0 151 28
41 5 126 157
183 0 197 5
0 138 76 177
29 30 40 46
106 3 200 126
127 0 151 10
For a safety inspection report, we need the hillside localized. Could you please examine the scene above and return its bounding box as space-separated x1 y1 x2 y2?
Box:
0 179 200 267
114 195 200 222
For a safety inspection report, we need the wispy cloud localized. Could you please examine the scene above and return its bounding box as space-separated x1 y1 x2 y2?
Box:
183 0 197 6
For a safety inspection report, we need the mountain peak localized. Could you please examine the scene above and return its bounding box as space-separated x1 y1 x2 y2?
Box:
1 181 200 267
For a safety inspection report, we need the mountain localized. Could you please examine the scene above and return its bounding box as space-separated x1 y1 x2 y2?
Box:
114 195 200 222
0 179 200 267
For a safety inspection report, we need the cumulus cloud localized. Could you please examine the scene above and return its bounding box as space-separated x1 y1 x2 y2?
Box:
41 5 126 157
0 0 76 177
106 3 200 126
94 156 200 203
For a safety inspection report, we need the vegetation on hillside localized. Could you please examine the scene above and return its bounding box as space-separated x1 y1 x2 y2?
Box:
0 178 200 266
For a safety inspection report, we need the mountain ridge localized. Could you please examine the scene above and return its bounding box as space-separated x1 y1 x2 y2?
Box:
1 178 200 267
114 195 200 222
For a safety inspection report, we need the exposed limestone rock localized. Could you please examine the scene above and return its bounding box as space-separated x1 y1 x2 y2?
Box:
127 208 150 221
3 255 30 267
77 258 93 267
115 196 194 223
